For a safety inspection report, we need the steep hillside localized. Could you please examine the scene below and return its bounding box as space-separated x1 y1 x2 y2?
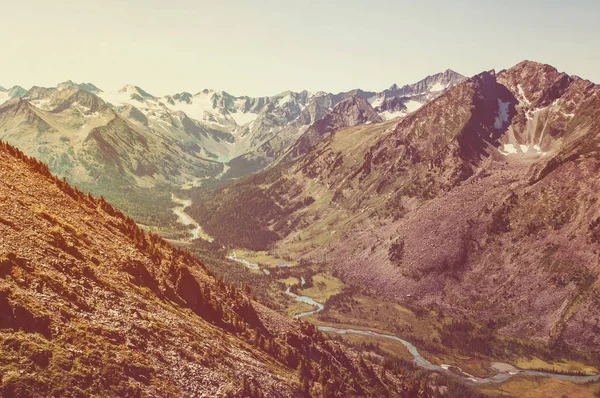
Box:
0 140 481 397
189 61 600 357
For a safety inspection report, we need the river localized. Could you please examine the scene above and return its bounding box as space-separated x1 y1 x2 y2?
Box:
284 286 324 319
171 194 213 242
226 251 292 271
284 285 599 385
227 250 260 270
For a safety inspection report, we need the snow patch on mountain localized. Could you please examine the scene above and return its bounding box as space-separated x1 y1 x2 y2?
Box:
405 100 423 113
163 93 215 122
494 99 510 129
380 110 405 120
368 95 384 108
229 111 258 126
499 143 548 157
99 89 141 108
29 99 52 111
499 143 518 155
429 82 448 92
517 84 531 106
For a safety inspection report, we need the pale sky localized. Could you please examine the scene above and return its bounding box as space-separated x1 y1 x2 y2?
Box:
2 0 598 97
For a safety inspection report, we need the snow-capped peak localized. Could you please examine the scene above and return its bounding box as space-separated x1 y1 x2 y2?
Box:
118 85 154 99
56 81 102 94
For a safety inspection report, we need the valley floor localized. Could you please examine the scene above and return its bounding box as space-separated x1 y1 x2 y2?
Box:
154 172 600 397
183 242 600 397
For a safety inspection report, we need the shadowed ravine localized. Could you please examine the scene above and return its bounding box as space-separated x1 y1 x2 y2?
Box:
285 286 600 385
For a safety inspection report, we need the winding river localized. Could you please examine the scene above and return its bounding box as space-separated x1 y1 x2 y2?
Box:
227 250 260 270
284 286 325 319
284 285 600 385
171 194 213 242
226 251 291 271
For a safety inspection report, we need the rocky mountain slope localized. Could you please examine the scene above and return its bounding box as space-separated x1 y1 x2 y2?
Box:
231 96 385 176
0 140 480 397
285 96 383 161
188 61 600 357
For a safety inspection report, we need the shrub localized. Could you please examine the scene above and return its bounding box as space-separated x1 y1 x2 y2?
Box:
388 238 405 266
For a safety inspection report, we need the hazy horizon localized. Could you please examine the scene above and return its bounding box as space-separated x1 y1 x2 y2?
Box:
3 0 599 97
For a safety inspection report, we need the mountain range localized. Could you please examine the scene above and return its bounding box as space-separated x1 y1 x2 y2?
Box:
0 71 465 227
